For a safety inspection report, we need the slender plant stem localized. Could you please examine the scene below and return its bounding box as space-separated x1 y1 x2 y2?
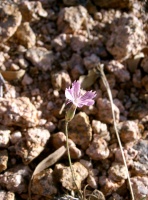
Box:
98 65 135 200
65 121 83 200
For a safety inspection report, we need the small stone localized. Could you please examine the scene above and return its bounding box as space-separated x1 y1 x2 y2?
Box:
70 35 88 52
0 4 22 42
54 162 88 191
31 168 57 198
0 126 10 147
52 33 67 51
108 163 128 182
0 97 39 127
15 127 50 164
106 13 146 60
0 150 8 173
51 132 82 159
0 165 32 193
21 74 33 85
130 176 148 200
92 120 107 134
68 112 92 149
15 22 36 48
25 47 54 71
83 54 100 70
10 131 22 144
96 98 120 124
0 191 15 200
57 6 91 33
86 135 109 160
106 60 130 82
117 121 140 143
133 69 142 88
51 70 71 91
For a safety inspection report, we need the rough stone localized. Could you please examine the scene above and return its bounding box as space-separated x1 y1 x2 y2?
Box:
57 6 92 33
106 61 130 82
0 4 22 42
15 22 36 48
70 35 88 52
0 191 15 200
15 127 50 164
21 74 33 86
86 134 109 160
0 126 11 147
117 121 140 143
130 176 148 200
54 162 88 191
0 150 8 173
31 168 57 198
0 165 32 193
51 70 71 91
68 112 92 149
106 13 146 60
25 47 54 71
52 33 67 51
51 132 82 159
0 97 39 127
96 98 120 124
83 54 100 70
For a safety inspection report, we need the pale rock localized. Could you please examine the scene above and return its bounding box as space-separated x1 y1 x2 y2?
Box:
31 168 57 198
54 162 88 191
15 22 36 48
106 60 130 82
108 163 128 182
0 97 39 127
132 139 148 175
19 1 47 21
83 54 100 70
10 131 22 144
0 165 32 193
51 132 82 159
21 74 33 85
70 35 88 52
0 4 22 42
0 126 10 147
51 70 71 91
0 150 8 173
141 56 148 73
68 112 92 149
0 191 15 200
17 56 29 69
117 120 140 143
25 47 54 71
15 127 50 164
87 168 99 189
86 134 109 160
96 98 120 124
106 13 146 60
57 6 91 33
130 176 148 200
52 33 67 51
98 175 125 195
92 120 107 134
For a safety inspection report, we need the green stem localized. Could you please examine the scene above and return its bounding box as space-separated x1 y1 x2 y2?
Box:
65 121 83 199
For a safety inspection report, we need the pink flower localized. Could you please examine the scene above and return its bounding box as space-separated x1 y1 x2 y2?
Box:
65 81 96 108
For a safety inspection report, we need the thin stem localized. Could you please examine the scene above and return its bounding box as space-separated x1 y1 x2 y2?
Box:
65 121 83 200
98 65 135 200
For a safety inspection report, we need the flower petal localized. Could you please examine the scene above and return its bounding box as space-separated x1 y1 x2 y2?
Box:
65 88 74 102
72 81 81 99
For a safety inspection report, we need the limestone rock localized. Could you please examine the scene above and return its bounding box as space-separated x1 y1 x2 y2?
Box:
0 4 22 42
68 112 92 149
15 127 50 164
25 47 54 71
0 97 39 127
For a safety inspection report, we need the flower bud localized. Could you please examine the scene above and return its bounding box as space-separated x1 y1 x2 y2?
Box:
65 104 77 122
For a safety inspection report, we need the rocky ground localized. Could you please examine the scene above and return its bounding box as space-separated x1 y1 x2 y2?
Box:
0 0 148 200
